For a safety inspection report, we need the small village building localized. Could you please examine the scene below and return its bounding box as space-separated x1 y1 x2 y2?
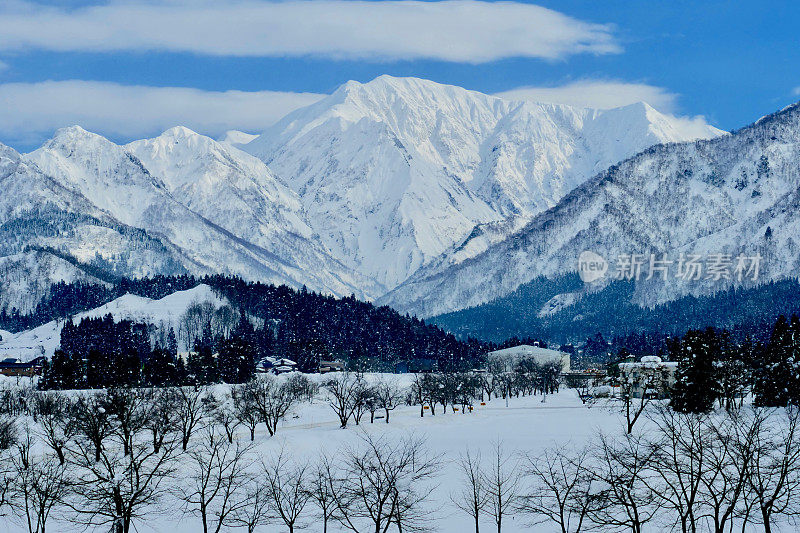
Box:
271 358 298 374
319 360 344 373
617 356 679 399
0 356 45 377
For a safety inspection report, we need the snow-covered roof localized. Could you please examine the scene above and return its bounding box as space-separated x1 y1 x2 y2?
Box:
488 345 570 371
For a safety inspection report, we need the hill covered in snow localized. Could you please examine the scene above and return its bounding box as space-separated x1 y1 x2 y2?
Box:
0 284 227 361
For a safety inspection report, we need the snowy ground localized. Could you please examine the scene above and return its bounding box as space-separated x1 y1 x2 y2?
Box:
0 382 617 533
0 376 785 532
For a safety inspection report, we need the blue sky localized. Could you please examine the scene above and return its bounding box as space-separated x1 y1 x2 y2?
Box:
1 0 798 150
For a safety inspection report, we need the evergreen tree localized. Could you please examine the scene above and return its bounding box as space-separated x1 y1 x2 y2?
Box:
217 335 255 384
753 314 800 406
670 328 720 413
144 345 178 386
44 349 82 390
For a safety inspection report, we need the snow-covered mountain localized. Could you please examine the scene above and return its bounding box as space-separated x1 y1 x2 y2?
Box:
23 127 376 301
1 76 725 314
244 75 723 289
381 102 800 317
0 140 183 313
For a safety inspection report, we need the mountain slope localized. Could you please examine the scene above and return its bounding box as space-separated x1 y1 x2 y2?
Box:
0 140 185 312
0 284 227 361
245 75 723 289
127 127 379 296
382 102 800 317
24 127 376 299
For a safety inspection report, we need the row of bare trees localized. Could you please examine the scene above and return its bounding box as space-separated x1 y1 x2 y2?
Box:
0 404 439 533
452 406 800 533
179 431 440 533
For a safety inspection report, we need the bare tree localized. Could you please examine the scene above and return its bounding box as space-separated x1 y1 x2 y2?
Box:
102 387 151 456
0 424 15 513
33 392 74 465
375 379 404 424
0 414 17 451
410 374 434 417
144 388 180 454
618 371 659 434
332 433 440 533
308 454 337 533
71 392 113 463
479 373 497 402
180 429 254 533
588 433 660 533
203 390 240 444
66 424 178 533
564 375 593 406
451 448 488 533
323 372 362 428
747 407 800 533
252 376 302 436
10 451 71 533
696 412 757 533
643 405 707 533
177 386 207 451
232 383 260 441
351 379 371 426
519 446 592 533
285 373 319 403
263 448 312 533
230 475 272 533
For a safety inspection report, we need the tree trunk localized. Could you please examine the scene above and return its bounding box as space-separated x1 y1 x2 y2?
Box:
761 507 772 533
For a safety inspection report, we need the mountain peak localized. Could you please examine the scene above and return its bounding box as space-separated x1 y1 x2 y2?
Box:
218 130 258 146
159 125 201 139
48 125 102 144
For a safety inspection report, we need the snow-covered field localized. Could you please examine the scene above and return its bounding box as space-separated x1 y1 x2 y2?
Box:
0 373 791 533
0 380 630 533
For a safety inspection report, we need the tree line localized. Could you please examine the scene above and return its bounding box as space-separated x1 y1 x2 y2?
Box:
665 314 800 413
7 274 495 386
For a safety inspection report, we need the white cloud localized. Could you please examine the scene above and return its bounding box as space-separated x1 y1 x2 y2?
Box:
495 80 722 138
495 80 679 111
0 60 8 72
0 80 324 149
792 86 800 96
0 0 620 63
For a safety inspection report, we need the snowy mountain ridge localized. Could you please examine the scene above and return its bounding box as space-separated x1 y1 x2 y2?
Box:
1 75 724 314
380 101 800 317
244 76 723 289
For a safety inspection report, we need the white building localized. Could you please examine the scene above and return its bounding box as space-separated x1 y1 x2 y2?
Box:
487 345 570 373
618 356 679 398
